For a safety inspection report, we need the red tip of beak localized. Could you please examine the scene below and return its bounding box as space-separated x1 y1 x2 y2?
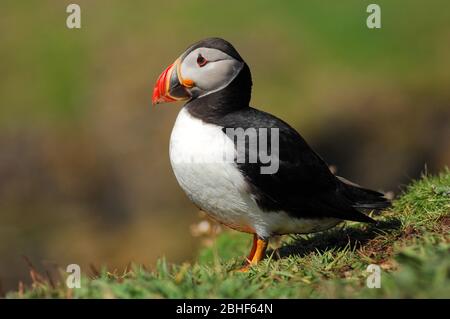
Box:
152 62 177 105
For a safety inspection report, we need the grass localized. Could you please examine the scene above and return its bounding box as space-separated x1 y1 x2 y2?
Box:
7 169 450 298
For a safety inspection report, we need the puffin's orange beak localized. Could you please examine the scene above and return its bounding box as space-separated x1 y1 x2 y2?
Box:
152 59 193 105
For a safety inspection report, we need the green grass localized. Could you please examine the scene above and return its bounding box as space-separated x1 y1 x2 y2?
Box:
8 169 450 298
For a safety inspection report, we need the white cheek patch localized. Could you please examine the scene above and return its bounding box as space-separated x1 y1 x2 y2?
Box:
191 60 243 92
180 48 244 97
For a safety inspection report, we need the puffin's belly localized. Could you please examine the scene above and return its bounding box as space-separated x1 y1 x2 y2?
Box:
169 108 341 237
169 108 260 231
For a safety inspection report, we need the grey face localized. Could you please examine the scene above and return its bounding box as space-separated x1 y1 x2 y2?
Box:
180 47 244 98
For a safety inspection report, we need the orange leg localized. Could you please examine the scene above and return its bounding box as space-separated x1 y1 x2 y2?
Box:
238 235 268 272
250 238 268 264
246 234 258 263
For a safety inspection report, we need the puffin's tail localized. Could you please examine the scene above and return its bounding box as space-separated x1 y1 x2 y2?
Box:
337 176 391 211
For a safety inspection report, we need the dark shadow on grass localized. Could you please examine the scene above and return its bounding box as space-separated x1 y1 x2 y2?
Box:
269 217 402 260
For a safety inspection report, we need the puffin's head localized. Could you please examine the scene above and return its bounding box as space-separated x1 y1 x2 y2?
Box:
152 38 247 105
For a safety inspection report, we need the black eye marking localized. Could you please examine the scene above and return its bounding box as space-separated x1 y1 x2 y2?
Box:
197 54 208 67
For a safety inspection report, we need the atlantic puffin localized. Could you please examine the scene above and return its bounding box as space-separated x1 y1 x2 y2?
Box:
152 38 389 271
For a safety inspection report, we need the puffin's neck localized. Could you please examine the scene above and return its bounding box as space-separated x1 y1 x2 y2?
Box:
184 63 252 123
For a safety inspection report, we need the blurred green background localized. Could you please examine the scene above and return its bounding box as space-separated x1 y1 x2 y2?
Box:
0 0 449 292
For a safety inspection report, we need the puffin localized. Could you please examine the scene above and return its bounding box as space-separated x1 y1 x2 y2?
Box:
152 38 389 271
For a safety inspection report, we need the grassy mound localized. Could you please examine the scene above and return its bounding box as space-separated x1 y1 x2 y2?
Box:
8 169 449 298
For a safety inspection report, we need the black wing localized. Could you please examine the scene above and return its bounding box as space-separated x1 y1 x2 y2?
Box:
220 107 386 223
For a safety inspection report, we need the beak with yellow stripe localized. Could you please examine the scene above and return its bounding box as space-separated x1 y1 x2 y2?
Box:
152 58 193 105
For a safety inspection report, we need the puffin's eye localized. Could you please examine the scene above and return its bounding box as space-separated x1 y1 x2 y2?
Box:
197 54 208 67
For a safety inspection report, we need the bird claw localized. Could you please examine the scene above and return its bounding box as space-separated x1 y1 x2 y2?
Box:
235 264 252 273
234 259 254 273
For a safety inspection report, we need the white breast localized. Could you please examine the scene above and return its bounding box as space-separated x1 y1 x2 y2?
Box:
169 108 260 233
169 108 340 238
